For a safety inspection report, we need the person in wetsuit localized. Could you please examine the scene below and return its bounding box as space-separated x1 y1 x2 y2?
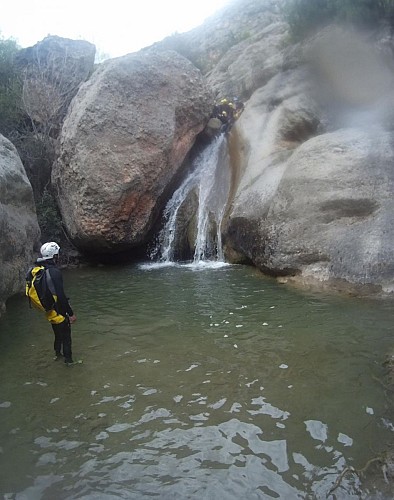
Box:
213 98 236 126
212 97 244 133
35 241 77 365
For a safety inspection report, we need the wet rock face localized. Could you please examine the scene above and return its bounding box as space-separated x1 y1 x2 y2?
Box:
0 135 40 316
53 49 213 253
220 23 394 294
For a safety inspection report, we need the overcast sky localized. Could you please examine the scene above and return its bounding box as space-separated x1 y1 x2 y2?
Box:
1 0 232 58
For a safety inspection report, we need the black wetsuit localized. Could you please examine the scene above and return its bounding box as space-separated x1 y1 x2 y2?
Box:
39 259 74 363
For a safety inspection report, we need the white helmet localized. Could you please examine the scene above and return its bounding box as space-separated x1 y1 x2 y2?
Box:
40 241 60 260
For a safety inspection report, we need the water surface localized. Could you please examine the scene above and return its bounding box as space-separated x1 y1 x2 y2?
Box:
0 263 393 499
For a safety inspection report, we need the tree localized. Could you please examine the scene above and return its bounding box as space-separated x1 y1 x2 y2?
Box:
20 48 83 139
0 35 94 253
14 39 93 198
0 35 23 138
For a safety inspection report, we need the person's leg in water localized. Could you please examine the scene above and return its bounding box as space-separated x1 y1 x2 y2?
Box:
52 319 73 363
52 323 63 359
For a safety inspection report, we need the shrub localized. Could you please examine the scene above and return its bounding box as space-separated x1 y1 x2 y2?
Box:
0 35 24 138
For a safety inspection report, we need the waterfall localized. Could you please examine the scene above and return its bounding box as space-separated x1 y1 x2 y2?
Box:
153 134 230 266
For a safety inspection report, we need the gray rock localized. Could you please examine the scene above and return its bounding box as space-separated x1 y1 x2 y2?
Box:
154 0 282 75
0 135 40 316
219 22 394 295
226 127 394 293
53 49 213 253
207 21 289 100
227 67 321 223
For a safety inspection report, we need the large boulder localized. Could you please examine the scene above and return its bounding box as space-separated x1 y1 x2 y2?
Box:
0 135 41 316
52 49 213 253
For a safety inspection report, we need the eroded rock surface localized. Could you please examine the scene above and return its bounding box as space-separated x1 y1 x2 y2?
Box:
222 24 394 294
226 127 394 292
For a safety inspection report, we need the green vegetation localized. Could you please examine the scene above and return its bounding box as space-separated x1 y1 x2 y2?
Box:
35 188 63 243
0 36 23 138
283 0 394 39
0 33 71 249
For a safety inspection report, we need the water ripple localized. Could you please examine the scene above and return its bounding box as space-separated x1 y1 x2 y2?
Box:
0 265 393 498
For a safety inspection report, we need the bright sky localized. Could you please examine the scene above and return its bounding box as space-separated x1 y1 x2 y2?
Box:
1 0 232 59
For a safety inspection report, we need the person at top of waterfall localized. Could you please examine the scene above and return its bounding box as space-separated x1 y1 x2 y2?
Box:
29 242 77 365
213 98 236 125
212 97 244 132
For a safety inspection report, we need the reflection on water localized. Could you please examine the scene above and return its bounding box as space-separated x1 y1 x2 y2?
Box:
0 263 393 499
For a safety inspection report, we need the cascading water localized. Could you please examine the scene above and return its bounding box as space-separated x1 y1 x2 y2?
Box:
153 134 230 266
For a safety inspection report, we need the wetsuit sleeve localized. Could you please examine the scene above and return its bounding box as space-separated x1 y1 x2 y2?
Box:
48 267 74 317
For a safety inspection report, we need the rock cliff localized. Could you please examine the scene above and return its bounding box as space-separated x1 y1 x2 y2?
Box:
220 24 394 294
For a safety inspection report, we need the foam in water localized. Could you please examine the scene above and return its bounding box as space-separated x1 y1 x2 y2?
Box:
140 260 231 271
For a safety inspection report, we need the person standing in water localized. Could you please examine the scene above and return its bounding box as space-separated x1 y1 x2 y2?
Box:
29 241 77 365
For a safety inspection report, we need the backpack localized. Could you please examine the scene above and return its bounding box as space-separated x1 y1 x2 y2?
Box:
26 266 56 312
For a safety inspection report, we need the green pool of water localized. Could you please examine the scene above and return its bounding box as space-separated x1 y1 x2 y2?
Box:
0 262 393 498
